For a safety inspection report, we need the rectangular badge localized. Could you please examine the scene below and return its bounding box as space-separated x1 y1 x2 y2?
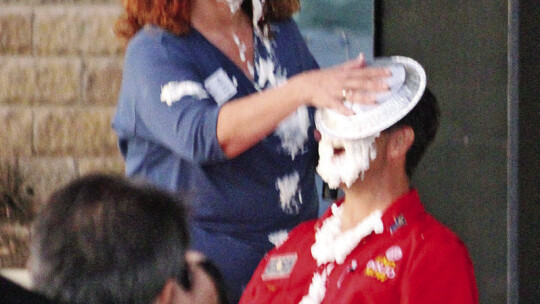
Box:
204 68 237 106
262 253 298 281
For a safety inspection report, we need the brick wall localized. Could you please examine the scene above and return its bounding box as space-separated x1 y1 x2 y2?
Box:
1 0 126 267
0 0 125 205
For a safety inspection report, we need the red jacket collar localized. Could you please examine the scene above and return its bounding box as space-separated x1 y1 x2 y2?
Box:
319 189 425 234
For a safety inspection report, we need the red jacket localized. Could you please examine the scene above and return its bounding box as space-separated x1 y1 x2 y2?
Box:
240 189 478 304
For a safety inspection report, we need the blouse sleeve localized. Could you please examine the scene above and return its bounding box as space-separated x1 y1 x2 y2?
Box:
116 30 227 165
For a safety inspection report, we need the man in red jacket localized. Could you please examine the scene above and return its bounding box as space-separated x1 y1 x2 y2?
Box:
240 83 479 304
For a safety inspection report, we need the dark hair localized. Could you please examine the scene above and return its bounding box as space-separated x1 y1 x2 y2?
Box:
115 0 301 43
1 275 55 304
386 88 440 177
29 173 190 304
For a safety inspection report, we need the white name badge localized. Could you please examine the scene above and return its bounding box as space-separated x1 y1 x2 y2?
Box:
204 68 238 106
262 253 298 281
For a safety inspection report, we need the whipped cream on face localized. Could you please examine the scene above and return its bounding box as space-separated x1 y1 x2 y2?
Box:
317 133 379 189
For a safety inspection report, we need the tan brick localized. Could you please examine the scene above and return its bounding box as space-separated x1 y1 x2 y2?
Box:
0 1 46 4
0 157 37 216
84 57 123 106
16 157 77 204
35 57 81 105
34 5 123 56
0 222 31 268
0 108 33 157
34 107 118 157
77 6 123 56
0 0 35 3
0 57 36 105
0 7 33 55
34 7 80 55
77 156 124 176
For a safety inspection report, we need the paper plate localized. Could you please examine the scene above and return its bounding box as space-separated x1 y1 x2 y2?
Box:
315 56 427 140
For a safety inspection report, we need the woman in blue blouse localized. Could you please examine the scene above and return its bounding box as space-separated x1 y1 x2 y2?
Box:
113 0 389 302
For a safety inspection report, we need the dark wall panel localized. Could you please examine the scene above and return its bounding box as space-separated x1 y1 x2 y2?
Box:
518 0 540 303
376 1 509 303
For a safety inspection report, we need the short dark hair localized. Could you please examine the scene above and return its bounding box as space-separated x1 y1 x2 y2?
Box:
386 88 440 177
29 173 190 304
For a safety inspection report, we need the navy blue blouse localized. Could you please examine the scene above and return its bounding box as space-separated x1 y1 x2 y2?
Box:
113 19 320 303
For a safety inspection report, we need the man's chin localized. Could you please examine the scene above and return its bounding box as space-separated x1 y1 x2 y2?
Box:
319 170 363 191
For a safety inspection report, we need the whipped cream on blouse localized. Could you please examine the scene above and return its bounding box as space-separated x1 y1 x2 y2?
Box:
224 0 310 205
217 0 243 13
160 81 208 106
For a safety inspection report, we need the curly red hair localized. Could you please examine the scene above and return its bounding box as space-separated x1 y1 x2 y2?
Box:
115 0 300 43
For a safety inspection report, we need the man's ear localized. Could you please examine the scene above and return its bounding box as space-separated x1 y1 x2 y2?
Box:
388 126 414 158
155 279 190 304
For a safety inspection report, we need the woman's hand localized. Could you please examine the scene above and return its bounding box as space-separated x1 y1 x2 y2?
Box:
289 55 390 115
216 55 390 158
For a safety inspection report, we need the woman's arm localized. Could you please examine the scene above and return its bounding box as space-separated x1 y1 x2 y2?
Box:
217 57 390 158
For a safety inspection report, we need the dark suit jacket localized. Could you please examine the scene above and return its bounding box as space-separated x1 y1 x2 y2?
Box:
0 275 54 304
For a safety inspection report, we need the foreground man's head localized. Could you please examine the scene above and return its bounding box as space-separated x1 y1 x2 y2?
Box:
28 173 224 304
